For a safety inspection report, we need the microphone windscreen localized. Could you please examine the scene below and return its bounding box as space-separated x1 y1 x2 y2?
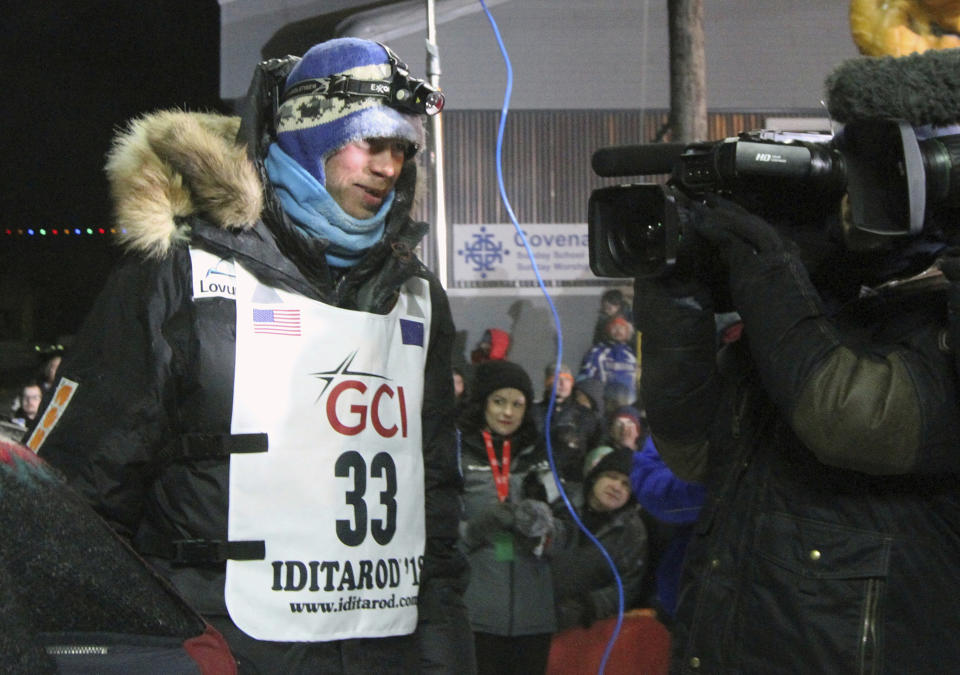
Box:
592 143 687 177
825 48 960 126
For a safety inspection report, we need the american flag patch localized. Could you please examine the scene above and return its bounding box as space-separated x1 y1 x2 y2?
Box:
253 308 301 336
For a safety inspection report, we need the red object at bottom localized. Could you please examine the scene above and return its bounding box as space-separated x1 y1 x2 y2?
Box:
547 610 671 675
184 624 237 675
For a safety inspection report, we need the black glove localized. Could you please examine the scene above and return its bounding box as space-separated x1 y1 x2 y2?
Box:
463 502 515 549
690 196 836 419
689 195 786 260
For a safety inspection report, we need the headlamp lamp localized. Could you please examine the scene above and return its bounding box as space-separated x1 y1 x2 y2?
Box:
280 43 444 117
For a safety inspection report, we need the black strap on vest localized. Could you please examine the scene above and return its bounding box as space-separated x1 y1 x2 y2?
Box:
143 432 269 565
138 536 265 566
157 432 268 464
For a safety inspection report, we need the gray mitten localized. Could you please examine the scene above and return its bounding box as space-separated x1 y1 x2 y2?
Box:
463 502 515 549
513 499 555 557
513 499 554 539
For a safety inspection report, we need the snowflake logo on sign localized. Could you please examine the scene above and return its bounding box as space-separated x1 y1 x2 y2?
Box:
457 226 510 278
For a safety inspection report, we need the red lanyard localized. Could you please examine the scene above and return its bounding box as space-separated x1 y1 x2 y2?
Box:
482 430 511 502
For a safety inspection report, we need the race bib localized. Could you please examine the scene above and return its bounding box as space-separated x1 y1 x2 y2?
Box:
225 262 431 641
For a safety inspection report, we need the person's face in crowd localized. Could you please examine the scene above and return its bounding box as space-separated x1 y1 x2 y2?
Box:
20 385 42 420
324 137 408 219
601 299 621 317
484 387 526 437
548 372 574 403
588 470 631 512
477 331 492 355
42 355 62 384
607 320 632 344
611 415 641 449
452 371 464 398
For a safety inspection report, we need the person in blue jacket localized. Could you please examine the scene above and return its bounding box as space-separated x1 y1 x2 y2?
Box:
629 436 705 618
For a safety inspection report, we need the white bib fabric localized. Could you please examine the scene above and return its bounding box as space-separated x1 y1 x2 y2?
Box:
223 259 431 642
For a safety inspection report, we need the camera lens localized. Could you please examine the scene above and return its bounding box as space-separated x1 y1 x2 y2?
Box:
615 186 676 277
588 184 678 278
612 216 668 274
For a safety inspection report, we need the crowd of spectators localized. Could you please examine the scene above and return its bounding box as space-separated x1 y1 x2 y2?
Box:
450 286 700 672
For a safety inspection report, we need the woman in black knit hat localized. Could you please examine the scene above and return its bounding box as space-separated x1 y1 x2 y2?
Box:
456 360 561 675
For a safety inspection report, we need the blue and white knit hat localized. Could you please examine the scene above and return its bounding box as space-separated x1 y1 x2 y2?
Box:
275 38 425 185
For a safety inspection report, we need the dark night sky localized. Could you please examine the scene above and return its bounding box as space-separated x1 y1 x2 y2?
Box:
0 1 221 346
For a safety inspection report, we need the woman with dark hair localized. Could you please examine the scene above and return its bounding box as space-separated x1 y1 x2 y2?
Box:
457 360 560 675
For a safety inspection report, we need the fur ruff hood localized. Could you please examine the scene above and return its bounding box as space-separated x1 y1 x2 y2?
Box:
105 110 264 259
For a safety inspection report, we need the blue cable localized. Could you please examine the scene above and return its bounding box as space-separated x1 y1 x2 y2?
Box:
477 2 625 672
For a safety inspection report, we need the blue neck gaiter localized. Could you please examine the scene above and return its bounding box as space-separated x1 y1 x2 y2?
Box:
264 143 393 267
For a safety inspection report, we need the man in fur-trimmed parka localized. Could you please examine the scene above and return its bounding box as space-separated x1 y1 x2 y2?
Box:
31 38 474 674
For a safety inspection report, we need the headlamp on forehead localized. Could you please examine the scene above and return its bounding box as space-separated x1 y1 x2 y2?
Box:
280 43 444 117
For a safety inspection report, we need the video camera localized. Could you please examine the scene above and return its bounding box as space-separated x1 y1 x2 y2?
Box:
588 119 960 278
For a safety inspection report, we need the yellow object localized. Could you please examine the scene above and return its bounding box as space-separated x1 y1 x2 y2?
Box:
850 0 960 56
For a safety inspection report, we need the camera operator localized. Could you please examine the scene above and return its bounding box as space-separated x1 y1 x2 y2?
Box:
633 51 960 673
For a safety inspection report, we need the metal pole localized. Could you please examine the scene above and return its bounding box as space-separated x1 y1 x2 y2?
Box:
425 0 448 288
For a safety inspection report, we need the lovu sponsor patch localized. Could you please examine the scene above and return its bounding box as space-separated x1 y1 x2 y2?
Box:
190 248 236 300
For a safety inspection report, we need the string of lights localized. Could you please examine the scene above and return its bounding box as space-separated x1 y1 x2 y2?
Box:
3 228 126 237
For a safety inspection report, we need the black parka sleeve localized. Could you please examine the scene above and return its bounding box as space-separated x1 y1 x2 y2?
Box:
690 198 960 476
416 273 476 673
727 248 960 474
633 276 719 483
34 251 191 538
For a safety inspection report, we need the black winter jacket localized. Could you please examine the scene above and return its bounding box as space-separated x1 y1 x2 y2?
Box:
638 246 960 674
551 501 647 631
33 59 469 674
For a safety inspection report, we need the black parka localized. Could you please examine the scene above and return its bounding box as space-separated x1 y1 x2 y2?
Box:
551 500 647 632
637 242 960 674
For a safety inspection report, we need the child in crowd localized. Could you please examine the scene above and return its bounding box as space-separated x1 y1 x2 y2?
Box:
591 289 633 345
579 315 638 405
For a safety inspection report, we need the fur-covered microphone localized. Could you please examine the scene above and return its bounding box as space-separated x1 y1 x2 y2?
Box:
824 47 960 126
